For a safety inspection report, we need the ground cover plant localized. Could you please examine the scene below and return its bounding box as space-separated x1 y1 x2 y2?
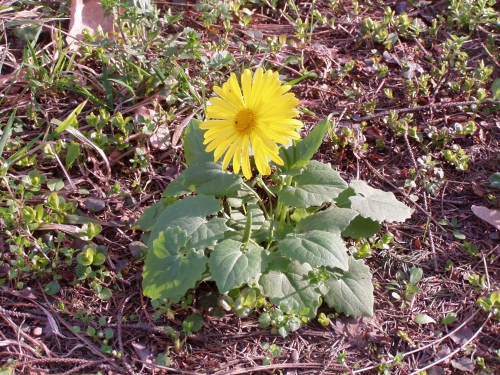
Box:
0 0 500 374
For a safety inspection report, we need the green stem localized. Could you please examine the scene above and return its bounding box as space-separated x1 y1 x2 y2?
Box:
266 222 274 250
278 176 293 231
242 212 252 251
242 182 270 220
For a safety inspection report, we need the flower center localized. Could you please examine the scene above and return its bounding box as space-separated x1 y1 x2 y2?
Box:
234 108 256 134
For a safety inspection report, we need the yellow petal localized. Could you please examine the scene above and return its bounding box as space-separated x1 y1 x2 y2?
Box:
241 134 252 179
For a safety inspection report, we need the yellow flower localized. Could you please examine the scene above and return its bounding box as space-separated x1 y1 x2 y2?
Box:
200 68 303 179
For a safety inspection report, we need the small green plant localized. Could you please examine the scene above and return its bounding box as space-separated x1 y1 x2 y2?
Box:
468 273 487 290
195 0 237 27
447 0 499 32
261 342 282 365
477 290 500 319
385 267 423 309
442 144 471 171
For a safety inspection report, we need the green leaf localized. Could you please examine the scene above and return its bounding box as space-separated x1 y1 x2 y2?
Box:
87 326 96 336
77 247 94 266
278 117 330 171
182 313 204 333
295 207 358 235
440 312 457 325
335 187 356 208
191 217 229 248
323 257 374 317
13 24 42 43
409 267 423 285
47 178 65 192
492 78 500 100
348 180 413 223
0 110 15 156
155 352 172 367
135 198 174 231
414 314 436 325
209 239 270 293
163 161 243 197
98 287 113 301
147 195 224 248
489 173 500 189
47 101 87 141
92 252 107 266
278 161 348 208
278 230 348 270
259 261 321 319
142 228 208 302
78 223 102 241
183 119 213 165
65 142 80 169
342 215 381 239
44 281 61 295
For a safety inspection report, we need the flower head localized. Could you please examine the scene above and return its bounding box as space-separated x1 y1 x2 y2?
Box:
200 68 303 179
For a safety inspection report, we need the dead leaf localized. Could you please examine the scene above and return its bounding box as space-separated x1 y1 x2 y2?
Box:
471 182 484 197
471 205 500 230
427 366 445 375
436 344 451 360
131 341 154 363
150 126 171 150
364 125 384 140
450 326 474 345
451 357 475 372
84 197 106 213
67 0 115 51
32 327 43 337
171 113 196 148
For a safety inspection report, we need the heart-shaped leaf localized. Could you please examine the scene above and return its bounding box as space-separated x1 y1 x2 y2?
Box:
323 257 374 317
278 230 348 270
348 180 413 223
209 239 270 293
147 195 226 248
278 161 348 208
295 207 358 234
163 160 243 197
259 261 320 318
143 228 208 302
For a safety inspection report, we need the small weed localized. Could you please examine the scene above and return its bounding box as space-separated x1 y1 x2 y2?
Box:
385 267 423 310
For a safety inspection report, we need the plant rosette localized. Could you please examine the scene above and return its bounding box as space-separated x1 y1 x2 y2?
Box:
138 69 413 333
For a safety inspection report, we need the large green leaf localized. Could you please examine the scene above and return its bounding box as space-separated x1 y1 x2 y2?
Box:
183 119 213 165
295 207 358 234
278 161 348 208
209 239 270 293
278 117 330 171
341 215 381 239
142 228 208 302
349 180 413 223
278 230 348 270
147 195 224 247
163 161 243 197
259 261 321 318
323 257 374 317
187 217 229 249
135 198 175 231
